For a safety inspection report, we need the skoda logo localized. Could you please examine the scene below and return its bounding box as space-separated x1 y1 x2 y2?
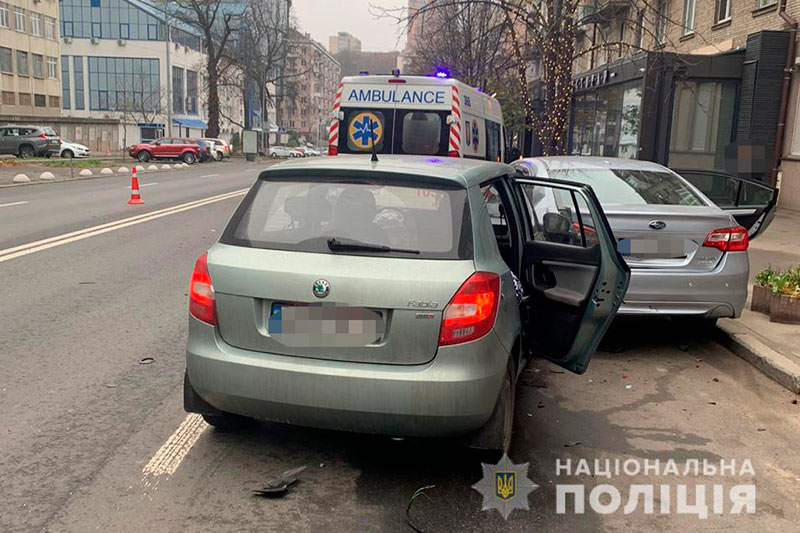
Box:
649 220 667 230
312 279 330 299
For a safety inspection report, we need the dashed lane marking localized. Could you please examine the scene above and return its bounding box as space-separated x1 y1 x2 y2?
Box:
0 201 29 208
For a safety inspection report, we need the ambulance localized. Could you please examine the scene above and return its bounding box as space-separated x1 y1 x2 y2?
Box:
327 73 505 161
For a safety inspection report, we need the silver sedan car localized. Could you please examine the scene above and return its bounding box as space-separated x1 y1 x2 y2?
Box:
512 157 776 325
184 155 629 451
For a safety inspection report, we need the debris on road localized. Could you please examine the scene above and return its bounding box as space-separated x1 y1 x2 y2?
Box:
625 384 632 389
708 401 717 405
712 377 720 382
565 440 581 447
678 344 689 352
252 465 307 497
406 485 435 533
138 357 155 365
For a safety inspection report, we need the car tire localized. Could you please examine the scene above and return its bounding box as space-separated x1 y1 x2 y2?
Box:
137 151 151 163
673 316 718 333
214 151 223 161
202 413 252 430
183 152 197 164
18 145 35 159
62 149 74 159
462 358 517 457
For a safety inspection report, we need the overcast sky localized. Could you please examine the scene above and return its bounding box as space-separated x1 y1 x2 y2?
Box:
292 0 407 52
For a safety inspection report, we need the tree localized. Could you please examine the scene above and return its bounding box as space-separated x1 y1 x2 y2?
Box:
170 0 241 138
115 69 170 155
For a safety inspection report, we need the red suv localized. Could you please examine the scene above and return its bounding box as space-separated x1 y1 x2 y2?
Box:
128 137 202 164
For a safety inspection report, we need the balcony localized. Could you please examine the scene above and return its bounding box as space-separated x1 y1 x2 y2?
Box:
578 0 631 24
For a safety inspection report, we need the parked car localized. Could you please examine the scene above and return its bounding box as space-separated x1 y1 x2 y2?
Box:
293 147 308 157
196 139 214 162
304 147 321 156
183 155 629 452
289 148 304 158
269 146 294 158
0 125 61 158
128 138 202 164
511 156 777 325
202 137 231 160
59 139 90 159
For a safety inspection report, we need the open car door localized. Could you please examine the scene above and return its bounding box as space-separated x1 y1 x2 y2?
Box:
510 177 630 374
674 170 778 239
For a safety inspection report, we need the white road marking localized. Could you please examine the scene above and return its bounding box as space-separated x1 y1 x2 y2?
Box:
0 201 29 208
124 182 159 189
0 188 247 263
142 414 208 485
245 168 259 172
201 173 220 178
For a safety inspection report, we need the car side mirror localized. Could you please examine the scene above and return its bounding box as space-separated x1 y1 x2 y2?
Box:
154 141 161 146
542 212 571 241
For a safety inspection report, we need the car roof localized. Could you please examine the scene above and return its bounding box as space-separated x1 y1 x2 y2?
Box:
516 156 671 173
261 155 512 188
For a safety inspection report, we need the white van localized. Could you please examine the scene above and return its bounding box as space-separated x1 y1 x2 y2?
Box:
327 74 505 161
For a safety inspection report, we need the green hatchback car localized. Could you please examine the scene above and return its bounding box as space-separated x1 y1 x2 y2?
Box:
184 155 629 451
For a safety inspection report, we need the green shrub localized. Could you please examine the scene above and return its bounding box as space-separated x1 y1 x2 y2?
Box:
755 267 776 288
761 266 800 297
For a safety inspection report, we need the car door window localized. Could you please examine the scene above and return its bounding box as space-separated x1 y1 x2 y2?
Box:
518 183 593 248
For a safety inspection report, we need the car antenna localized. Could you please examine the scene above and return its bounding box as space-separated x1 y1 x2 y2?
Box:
369 117 379 163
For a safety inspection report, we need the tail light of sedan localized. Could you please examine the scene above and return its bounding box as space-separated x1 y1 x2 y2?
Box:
702 226 749 252
189 253 218 325
438 272 500 346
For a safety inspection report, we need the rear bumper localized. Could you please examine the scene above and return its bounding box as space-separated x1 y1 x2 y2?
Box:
185 316 509 437
619 251 748 318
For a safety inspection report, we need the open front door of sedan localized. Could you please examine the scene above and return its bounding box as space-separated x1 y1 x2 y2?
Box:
674 169 778 239
510 177 630 374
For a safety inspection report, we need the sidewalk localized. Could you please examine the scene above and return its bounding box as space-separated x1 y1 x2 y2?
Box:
717 208 800 393
0 159 185 187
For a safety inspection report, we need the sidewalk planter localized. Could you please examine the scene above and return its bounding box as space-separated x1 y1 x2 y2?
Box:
769 294 800 324
751 285 772 314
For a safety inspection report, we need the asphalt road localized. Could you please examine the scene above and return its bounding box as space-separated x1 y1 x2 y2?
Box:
1 162 799 532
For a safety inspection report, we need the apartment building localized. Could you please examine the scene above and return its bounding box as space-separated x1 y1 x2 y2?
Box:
0 0 61 119
279 30 340 147
329 31 361 54
58 0 242 150
570 0 800 210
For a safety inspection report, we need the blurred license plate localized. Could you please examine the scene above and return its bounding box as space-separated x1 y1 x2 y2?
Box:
617 238 690 258
268 303 385 338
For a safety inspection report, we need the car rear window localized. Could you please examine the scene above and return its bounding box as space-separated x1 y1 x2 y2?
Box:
42 127 57 136
550 169 706 206
222 177 472 259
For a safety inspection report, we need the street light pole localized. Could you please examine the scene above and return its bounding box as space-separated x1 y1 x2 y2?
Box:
164 0 173 137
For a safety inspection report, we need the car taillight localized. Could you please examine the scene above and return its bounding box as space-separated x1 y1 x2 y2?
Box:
703 226 749 252
39 133 48 139
189 253 217 325
438 272 500 346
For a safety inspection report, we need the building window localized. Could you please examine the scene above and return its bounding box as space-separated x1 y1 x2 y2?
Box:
186 70 198 114
756 0 777 8
0 46 12 73
87 56 160 112
682 0 695 34
91 22 101 38
634 10 645 50
63 21 74 37
2 91 14 105
120 23 130 39
47 57 58 78
669 80 738 170
32 54 44 78
0 3 9 29
74 56 84 110
30 12 41 36
147 24 158 40
16 51 28 76
34 94 46 107
62 55 71 109
172 66 184 113
19 93 31 106
45 16 55 39
49 95 60 108
14 7 25 32
91 0 101 7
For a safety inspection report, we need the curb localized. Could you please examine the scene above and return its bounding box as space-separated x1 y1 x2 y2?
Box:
716 320 800 393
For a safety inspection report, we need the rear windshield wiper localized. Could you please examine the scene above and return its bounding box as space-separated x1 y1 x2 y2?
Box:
327 237 420 254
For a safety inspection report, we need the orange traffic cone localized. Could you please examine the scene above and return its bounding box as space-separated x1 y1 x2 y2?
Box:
127 167 144 205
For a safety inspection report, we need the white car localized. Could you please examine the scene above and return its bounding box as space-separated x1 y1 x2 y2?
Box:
60 140 90 158
269 146 295 158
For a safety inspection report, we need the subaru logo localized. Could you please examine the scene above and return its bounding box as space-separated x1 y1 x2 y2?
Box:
648 220 667 230
312 279 330 298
